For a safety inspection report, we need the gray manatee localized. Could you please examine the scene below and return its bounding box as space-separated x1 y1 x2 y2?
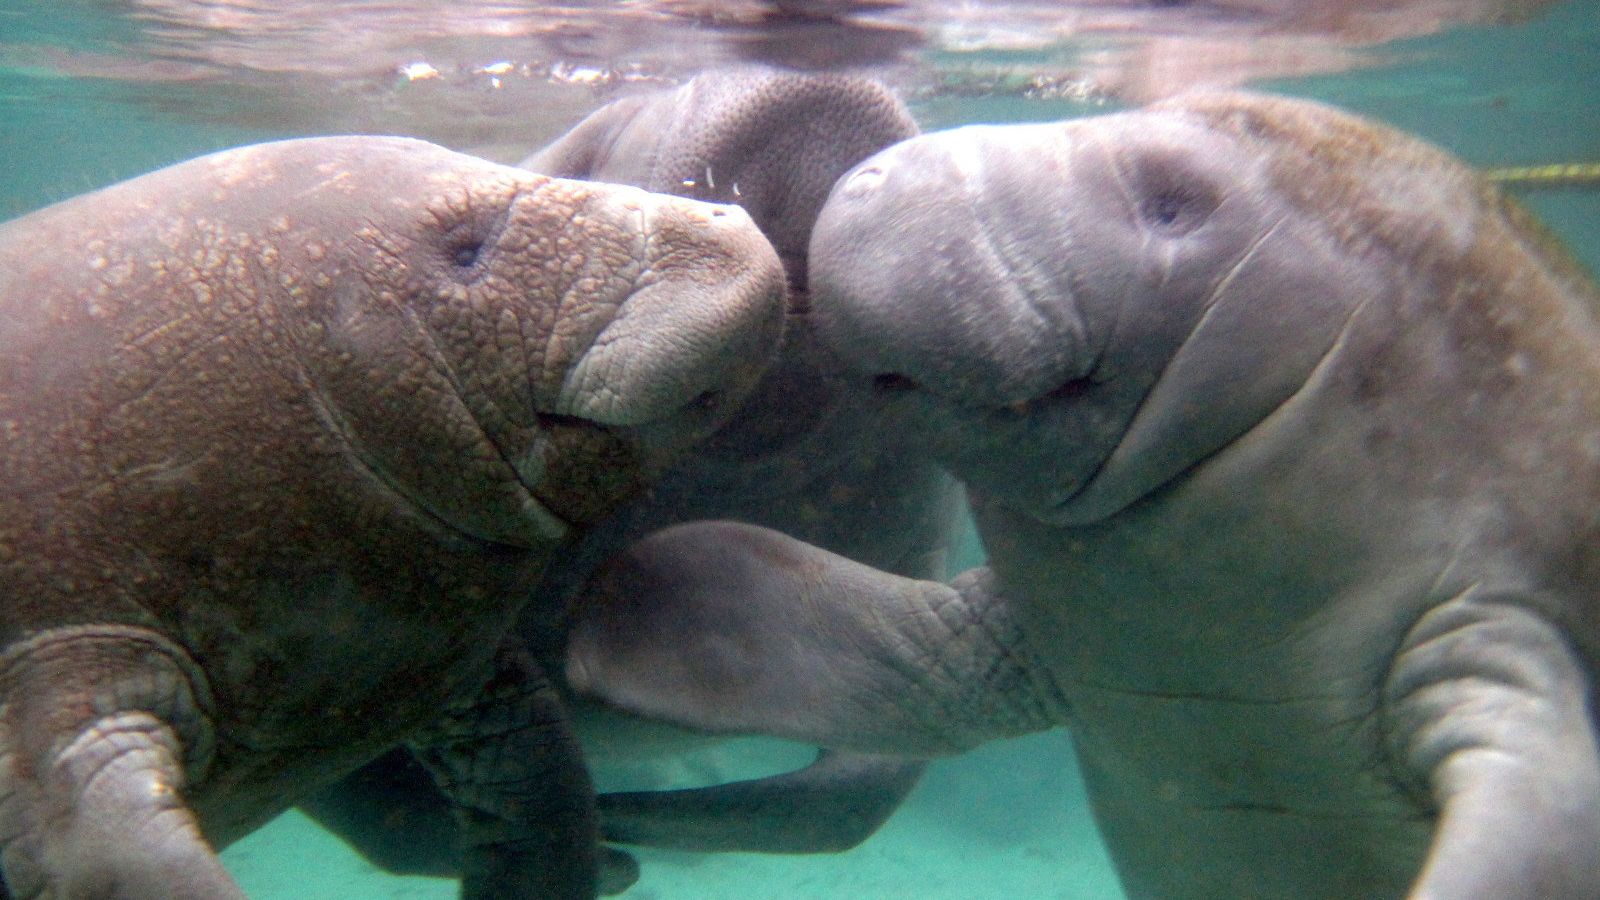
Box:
566 92 1600 899
521 67 920 287
300 68 951 891
0 137 784 899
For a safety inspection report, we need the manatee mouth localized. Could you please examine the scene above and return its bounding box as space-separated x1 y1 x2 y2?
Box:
528 414 650 527
865 367 1118 520
870 369 1101 408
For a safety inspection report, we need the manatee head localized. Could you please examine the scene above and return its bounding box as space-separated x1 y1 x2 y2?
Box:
168 137 787 544
520 69 920 472
809 91 1484 525
522 68 919 289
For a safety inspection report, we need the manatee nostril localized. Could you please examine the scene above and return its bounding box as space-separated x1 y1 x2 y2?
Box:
843 165 887 194
872 372 921 394
451 241 483 267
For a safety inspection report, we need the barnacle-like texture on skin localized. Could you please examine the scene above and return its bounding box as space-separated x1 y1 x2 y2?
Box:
643 71 919 265
0 132 784 890
1169 93 1481 275
549 192 783 432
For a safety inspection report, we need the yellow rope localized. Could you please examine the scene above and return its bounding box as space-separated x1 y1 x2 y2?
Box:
1484 162 1600 189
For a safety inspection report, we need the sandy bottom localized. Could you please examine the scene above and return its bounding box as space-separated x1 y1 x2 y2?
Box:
221 730 1124 899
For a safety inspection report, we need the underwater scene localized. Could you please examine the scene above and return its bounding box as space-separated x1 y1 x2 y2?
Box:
2 1 1599 898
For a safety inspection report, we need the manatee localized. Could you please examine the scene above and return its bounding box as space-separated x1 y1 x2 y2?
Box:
0 136 784 899
301 68 951 891
565 92 1600 899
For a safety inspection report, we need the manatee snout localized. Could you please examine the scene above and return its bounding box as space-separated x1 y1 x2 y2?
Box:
552 192 787 472
810 127 1102 411
807 125 1130 513
506 190 786 525
806 103 1344 523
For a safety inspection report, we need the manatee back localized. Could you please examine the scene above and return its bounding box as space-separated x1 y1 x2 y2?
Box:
1167 92 1600 328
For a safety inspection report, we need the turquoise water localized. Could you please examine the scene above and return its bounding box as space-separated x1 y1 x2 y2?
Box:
2 2 1597 897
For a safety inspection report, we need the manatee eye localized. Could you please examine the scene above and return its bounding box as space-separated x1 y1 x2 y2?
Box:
451 241 483 267
1143 190 1187 226
1133 154 1221 236
1138 183 1216 235
1003 373 1101 416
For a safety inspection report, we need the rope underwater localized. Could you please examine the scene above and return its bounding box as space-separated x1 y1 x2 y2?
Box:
1484 162 1600 190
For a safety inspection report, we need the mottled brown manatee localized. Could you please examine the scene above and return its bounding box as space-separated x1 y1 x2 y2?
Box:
301 69 958 892
0 136 784 899
566 92 1600 899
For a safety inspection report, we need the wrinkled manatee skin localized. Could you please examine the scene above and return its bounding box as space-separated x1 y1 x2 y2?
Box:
0 136 783 899
303 68 949 890
525 68 954 864
820 92 1600 900
571 92 1600 900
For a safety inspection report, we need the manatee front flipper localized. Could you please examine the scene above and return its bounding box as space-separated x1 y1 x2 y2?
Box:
0 626 240 899
408 642 601 900
566 520 1059 757
599 749 923 853
298 749 459 877
300 749 641 896
1386 593 1600 899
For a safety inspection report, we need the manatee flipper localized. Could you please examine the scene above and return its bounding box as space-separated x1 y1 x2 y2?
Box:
0 626 241 899
1385 593 1600 899
299 749 460 877
599 749 923 853
566 520 1058 757
301 748 641 896
409 642 601 900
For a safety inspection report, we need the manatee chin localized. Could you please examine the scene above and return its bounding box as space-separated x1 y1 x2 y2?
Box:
870 368 1132 525
522 416 651 530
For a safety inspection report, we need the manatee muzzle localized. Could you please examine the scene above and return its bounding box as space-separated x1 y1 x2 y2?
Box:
526 414 650 528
